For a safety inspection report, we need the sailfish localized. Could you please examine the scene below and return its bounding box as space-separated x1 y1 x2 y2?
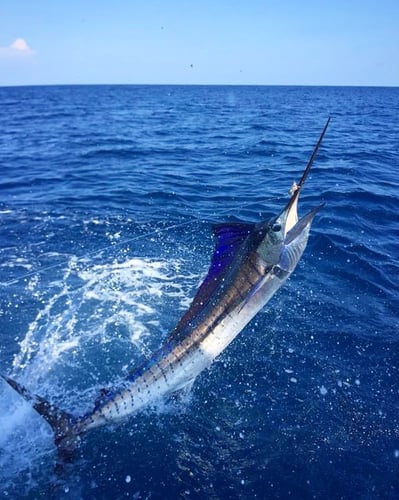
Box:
1 118 330 464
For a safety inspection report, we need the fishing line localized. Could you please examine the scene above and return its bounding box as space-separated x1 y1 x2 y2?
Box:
1 195 283 287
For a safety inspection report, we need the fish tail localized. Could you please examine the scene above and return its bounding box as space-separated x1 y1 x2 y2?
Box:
1 374 81 467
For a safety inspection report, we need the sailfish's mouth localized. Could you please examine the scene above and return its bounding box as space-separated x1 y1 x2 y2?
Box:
278 117 330 238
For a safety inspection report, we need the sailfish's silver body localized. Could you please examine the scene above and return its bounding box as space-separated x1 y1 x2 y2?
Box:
81 230 283 430
2 118 330 459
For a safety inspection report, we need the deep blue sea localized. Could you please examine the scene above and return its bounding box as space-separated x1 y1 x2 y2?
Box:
0 85 398 499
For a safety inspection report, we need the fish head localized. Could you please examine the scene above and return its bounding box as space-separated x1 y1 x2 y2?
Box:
256 185 323 271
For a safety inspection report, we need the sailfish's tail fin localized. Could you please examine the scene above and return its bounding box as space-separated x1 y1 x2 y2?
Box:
1 374 81 467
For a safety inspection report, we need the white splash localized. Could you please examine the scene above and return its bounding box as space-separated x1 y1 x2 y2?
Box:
12 256 195 385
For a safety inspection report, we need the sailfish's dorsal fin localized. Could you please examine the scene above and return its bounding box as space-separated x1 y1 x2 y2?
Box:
165 222 254 344
92 386 114 411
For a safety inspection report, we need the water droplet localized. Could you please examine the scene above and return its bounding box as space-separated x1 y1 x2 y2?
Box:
320 385 328 396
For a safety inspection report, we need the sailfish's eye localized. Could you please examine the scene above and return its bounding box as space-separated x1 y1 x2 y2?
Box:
272 223 281 232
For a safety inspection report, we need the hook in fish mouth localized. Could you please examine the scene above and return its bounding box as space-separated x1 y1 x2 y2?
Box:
278 117 330 238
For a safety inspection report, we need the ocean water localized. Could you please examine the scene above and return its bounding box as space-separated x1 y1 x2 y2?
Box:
0 85 398 499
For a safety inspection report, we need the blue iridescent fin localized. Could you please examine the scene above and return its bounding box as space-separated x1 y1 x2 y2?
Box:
210 223 255 279
165 222 254 343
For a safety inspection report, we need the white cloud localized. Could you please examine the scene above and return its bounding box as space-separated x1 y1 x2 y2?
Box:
0 38 35 57
10 38 31 52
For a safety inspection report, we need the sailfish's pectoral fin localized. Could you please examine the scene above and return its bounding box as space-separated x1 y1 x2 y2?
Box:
237 274 269 313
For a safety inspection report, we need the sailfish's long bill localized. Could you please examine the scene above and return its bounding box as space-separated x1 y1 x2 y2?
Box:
1 118 330 468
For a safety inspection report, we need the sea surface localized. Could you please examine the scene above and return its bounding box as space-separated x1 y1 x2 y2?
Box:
0 85 398 499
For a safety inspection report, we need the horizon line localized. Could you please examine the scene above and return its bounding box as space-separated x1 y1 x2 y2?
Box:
1 82 398 89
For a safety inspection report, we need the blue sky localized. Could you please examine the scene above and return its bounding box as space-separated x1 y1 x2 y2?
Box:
0 0 398 86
